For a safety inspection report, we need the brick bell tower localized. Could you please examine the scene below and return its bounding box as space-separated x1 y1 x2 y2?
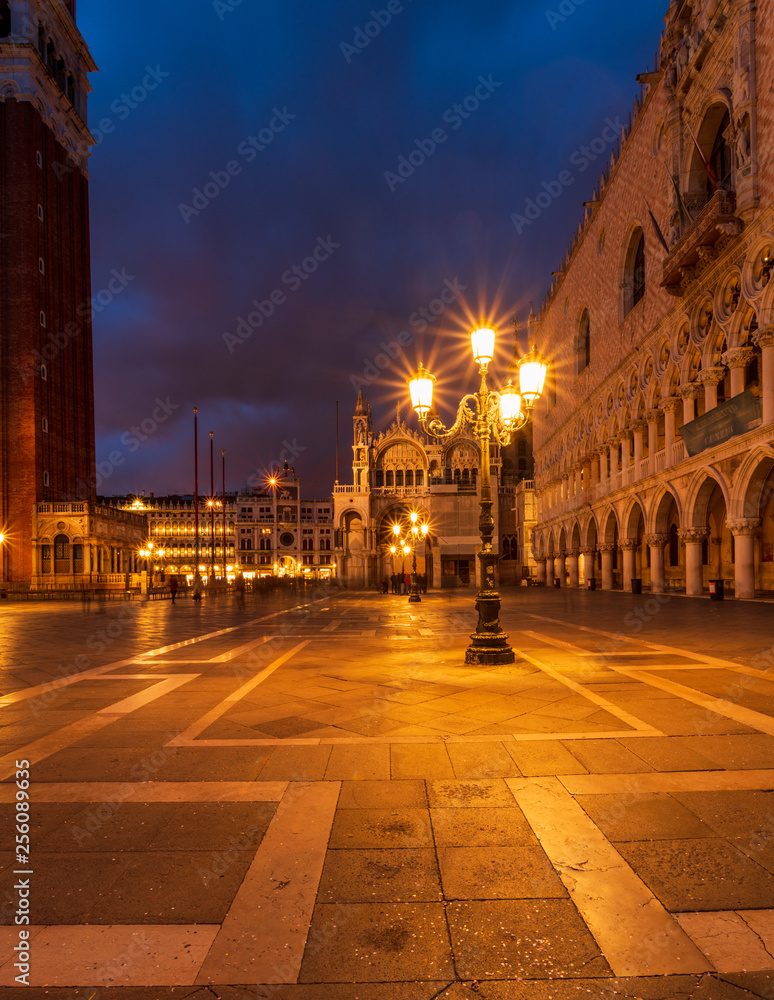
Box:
0 0 97 583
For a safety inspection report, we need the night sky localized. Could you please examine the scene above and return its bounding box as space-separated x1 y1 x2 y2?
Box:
80 0 666 499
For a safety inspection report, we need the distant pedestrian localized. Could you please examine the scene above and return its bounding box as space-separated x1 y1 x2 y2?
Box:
168 576 178 604
192 577 203 601
420 573 427 593
236 574 246 602
404 572 410 594
81 588 92 613
381 578 388 594
390 573 398 594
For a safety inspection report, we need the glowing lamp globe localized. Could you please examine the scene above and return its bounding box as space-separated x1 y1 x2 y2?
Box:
518 345 549 408
408 364 435 419
471 327 496 367
499 380 523 427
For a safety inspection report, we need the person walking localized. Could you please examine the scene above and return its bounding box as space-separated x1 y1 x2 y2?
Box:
168 575 178 604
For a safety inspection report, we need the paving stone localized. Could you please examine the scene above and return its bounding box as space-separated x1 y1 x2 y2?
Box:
718 972 774 998
691 974 771 998
445 741 520 778
504 739 589 776
391 743 454 779
446 898 613 979
618 736 720 771
574 793 716 841
328 807 434 848
562 739 657 774
617 839 774 911
670 791 774 840
323 744 391 780
438 845 567 900
671 736 774 770
431 806 539 847
434 976 699 998
337 779 427 809
21 852 133 922
317 848 442 902
256 745 332 780
427 779 517 809
298 901 454 982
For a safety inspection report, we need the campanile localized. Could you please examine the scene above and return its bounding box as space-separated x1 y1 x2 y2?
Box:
0 0 97 582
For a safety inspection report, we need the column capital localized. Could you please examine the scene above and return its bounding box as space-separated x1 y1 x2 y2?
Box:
678 527 710 543
753 326 774 349
580 547 596 557
677 382 703 399
619 539 640 551
644 533 669 546
699 366 726 386
598 542 617 553
631 418 648 432
659 395 682 413
569 547 581 558
728 517 761 537
721 347 755 369
645 408 660 423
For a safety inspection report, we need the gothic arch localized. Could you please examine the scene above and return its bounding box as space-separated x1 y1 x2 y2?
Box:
685 468 732 527
730 449 774 519
619 221 647 321
650 486 683 534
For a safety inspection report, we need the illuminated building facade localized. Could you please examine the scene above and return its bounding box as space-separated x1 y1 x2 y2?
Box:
530 0 774 599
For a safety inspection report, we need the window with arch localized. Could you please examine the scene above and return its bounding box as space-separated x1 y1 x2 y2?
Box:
375 470 384 488
416 470 424 487
622 228 646 318
395 469 404 488
577 309 591 373
405 469 413 488
709 109 732 195
386 470 394 488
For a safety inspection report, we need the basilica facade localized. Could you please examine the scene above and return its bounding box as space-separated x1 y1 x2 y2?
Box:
530 0 774 599
333 388 535 589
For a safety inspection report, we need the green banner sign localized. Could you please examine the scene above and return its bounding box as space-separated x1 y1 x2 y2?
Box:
681 387 762 457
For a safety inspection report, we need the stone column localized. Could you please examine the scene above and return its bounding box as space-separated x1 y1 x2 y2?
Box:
644 533 669 593
582 457 592 496
660 396 680 459
700 367 726 411
554 551 566 587
678 382 701 424
608 438 619 478
753 327 774 424
599 543 615 590
575 465 583 499
546 556 554 584
581 549 596 587
536 558 546 586
729 518 760 600
722 347 755 398
621 433 632 475
620 540 639 591
679 528 709 596
567 548 580 588
646 410 658 471
632 421 645 470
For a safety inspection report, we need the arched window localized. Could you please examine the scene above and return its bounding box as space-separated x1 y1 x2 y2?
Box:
518 440 527 457
386 470 394 488
577 309 591 374
622 228 646 318
405 469 413 488
375 470 384 488
632 232 646 306
395 469 404 488
709 109 732 195
416 470 424 487
0 1 11 37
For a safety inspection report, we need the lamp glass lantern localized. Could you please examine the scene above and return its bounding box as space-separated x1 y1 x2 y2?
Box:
408 364 435 419
518 345 549 409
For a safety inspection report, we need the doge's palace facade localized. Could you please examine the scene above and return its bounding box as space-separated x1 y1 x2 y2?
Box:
531 0 774 600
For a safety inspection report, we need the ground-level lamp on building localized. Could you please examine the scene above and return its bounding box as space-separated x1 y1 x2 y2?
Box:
408 327 548 664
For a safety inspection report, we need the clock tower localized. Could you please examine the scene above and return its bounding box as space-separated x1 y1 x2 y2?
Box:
0 0 97 583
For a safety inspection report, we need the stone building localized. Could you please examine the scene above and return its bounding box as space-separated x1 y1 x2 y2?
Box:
530 0 774 600
333 387 534 588
1 0 144 591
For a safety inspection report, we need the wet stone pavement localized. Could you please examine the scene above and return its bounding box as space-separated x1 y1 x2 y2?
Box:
0 585 773 997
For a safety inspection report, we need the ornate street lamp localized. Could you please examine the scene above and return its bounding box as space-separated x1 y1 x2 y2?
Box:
389 512 430 603
408 327 547 664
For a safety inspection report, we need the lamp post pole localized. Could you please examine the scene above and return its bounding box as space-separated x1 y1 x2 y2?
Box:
408 327 547 665
193 408 200 589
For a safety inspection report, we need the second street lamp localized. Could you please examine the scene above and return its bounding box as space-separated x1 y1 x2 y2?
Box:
408 326 547 664
389 512 429 602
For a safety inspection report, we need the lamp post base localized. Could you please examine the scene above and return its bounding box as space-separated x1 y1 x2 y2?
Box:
465 552 514 665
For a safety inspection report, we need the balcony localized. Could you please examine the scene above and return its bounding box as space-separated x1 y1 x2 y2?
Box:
661 190 741 293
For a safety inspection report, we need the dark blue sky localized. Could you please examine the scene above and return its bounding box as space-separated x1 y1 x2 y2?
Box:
80 0 666 497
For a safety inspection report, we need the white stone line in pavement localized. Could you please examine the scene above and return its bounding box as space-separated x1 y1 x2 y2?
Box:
320 621 340 632
506 776 712 977
561 768 774 795
0 925 220 987
0 675 198 781
515 633 661 735
195 780 341 985
613 667 774 737
0 780 288 803
209 635 273 662
168 642 310 745
521 612 741 667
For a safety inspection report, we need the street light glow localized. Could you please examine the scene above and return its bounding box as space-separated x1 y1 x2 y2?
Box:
471 326 496 367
